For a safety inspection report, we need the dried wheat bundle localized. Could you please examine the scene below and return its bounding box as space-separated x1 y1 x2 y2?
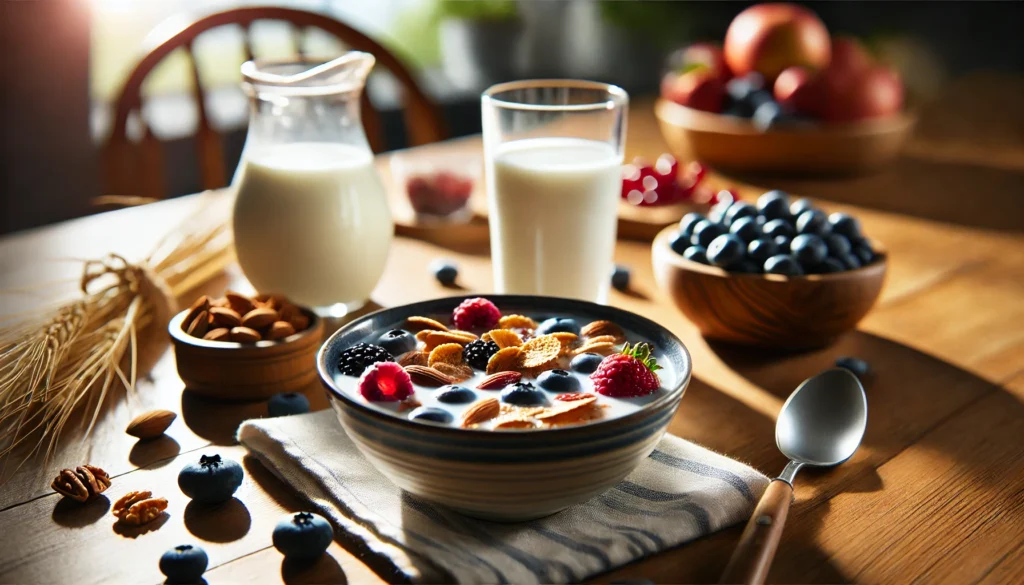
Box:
0 198 232 474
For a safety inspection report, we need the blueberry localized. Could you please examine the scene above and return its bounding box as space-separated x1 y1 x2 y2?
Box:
682 245 709 264
816 258 846 273
789 198 815 217
724 202 757 226
763 218 795 239
841 253 863 270
536 318 580 336
790 234 828 267
729 216 762 242
752 101 786 131
795 210 830 236
668 230 690 255
748 89 775 109
773 235 793 252
268 392 310 417
377 329 416 356
707 202 732 225
178 454 244 504
436 385 476 404
611 265 631 291
723 104 750 118
272 512 333 560
430 259 458 286
732 260 761 274
757 190 790 221
707 234 746 268
824 234 852 258
691 220 727 247
537 369 581 393
828 213 861 239
764 254 804 276
570 352 604 374
747 238 779 264
835 356 871 378
726 73 766 116
159 544 208 584
500 382 546 406
854 245 874 265
679 212 705 237
408 406 452 425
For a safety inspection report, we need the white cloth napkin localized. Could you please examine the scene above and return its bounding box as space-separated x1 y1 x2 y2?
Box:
239 411 768 584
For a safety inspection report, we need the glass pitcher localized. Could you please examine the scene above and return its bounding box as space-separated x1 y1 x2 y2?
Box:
232 52 392 317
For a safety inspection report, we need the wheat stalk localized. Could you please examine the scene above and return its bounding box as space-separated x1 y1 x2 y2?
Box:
0 197 232 477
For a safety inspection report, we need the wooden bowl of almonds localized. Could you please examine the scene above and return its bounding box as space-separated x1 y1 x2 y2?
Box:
169 292 323 400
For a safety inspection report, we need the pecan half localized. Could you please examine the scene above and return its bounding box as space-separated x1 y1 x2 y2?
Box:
51 465 111 502
113 490 168 525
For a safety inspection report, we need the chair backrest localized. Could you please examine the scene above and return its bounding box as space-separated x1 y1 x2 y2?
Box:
102 6 447 199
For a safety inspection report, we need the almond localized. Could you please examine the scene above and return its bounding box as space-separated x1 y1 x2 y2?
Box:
184 295 210 326
289 314 310 332
266 321 296 340
225 291 255 315
230 326 261 343
398 351 429 367
209 306 242 328
581 320 626 343
404 365 455 387
186 311 209 337
278 303 298 323
203 327 230 342
477 371 522 390
125 410 176 439
461 398 500 427
576 341 617 356
241 307 279 329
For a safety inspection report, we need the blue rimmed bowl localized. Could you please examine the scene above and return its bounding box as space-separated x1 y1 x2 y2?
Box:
317 295 691 521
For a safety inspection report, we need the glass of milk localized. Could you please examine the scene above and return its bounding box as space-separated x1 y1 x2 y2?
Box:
482 80 628 303
232 53 393 317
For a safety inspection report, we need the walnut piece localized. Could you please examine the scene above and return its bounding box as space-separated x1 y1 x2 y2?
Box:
51 465 111 502
112 490 168 525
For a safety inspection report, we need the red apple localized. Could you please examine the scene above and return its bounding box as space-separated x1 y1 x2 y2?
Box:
661 69 726 113
830 35 873 73
774 66 824 116
668 43 731 82
724 3 831 82
818 66 904 122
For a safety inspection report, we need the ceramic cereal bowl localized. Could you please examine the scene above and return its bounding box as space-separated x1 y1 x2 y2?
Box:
318 295 691 522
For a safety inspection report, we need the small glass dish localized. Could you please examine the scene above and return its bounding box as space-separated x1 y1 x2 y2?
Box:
389 150 481 224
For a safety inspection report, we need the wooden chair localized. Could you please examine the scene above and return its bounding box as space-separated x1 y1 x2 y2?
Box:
102 7 447 199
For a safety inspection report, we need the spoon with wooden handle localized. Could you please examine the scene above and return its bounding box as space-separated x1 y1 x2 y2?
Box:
720 368 867 584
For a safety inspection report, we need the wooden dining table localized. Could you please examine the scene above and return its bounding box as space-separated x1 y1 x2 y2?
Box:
1 86 1022 584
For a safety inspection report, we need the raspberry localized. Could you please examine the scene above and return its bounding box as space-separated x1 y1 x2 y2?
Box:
590 343 662 398
357 362 413 402
451 297 501 331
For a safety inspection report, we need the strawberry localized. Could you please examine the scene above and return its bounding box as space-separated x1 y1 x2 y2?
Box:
590 343 662 398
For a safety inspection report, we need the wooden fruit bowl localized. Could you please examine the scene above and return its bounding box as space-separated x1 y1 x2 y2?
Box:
655 98 916 175
169 308 324 400
652 225 887 349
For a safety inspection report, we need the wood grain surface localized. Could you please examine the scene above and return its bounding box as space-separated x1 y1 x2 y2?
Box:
1 83 1022 584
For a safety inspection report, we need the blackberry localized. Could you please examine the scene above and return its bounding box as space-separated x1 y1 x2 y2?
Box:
338 343 393 376
463 339 499 370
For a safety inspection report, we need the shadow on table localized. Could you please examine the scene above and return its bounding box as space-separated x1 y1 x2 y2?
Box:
180 390 267 445
184 497 251 542
281 553 348 585
722 153 1024 233
51 494 110 528
129 435 181 468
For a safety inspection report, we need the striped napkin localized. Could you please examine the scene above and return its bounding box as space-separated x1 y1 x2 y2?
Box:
239 411 768 584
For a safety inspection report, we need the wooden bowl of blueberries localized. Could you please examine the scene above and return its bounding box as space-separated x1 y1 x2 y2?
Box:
652 190 887 349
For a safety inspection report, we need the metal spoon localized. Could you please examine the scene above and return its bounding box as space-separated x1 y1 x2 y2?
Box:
720 368 868 585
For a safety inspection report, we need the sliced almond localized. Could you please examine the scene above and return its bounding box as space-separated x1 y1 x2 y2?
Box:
242 307 279 329
209 306 242 328
461 398 500 427
404 365 455 387
581 320 626 343
575 341 617 356
423 331 477 350
584 335 619 346
432 362 474 382
406 316 449 332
